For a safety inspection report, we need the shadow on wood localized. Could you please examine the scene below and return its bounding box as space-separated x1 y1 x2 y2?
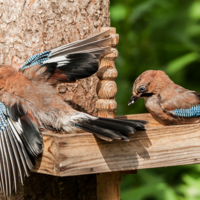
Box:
95 130 151 171
31 113 200 177
5 173 97 200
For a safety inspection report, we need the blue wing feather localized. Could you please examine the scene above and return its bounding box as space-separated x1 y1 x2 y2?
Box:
0 102 8 129
21 50 51 70
0 101 35 195
20 31 111 72
20 31 113 83
171 104 200 117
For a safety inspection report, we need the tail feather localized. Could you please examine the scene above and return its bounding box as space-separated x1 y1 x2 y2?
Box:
99 118 147 130
80 122 130 141
92 133 113 142
76 117 147 142
91 118 136 134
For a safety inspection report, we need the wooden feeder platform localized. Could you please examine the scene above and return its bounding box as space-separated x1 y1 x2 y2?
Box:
1 2 199 197
33 113 200 177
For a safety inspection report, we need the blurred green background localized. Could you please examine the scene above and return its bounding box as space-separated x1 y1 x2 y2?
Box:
109 0 200 199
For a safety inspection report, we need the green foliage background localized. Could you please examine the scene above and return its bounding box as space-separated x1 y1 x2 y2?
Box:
109 0 200 199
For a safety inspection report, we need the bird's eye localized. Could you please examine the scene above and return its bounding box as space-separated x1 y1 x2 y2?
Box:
139 86 145 93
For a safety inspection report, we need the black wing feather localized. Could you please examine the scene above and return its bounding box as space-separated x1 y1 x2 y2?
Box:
21 30 112 83
58 53 99 81
0 101 43 196
76 117 147 142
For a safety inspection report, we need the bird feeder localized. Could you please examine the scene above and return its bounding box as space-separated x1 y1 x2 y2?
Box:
1 1 200 200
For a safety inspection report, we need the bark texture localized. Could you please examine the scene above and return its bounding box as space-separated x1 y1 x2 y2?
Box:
0 0 110 116
0 0 110 199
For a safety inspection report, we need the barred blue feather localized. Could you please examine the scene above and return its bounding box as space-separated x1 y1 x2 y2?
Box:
172 104 200 117
0 101 8 129
21 50 51 70
20 30 111 72
0 101 35 196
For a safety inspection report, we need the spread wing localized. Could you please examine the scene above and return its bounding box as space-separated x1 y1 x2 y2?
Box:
0 101 43 196
20 30 112 83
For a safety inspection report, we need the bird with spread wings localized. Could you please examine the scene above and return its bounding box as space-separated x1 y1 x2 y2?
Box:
0 30 147 196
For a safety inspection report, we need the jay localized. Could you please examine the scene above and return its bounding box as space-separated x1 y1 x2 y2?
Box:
0 30 147 196
129 70 200 125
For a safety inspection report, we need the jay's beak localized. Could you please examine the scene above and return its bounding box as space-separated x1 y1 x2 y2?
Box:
128 94 142 106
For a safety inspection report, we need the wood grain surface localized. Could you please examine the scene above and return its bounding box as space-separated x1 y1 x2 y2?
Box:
96 27 119 119
31 113 200 177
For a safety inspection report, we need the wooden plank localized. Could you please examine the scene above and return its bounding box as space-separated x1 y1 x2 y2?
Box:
32 133 60 175
32 113 200 176
116 113 163 128
96 172 121 200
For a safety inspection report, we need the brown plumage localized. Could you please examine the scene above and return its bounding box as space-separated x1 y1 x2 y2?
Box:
0 31 147 196
129 70 200 125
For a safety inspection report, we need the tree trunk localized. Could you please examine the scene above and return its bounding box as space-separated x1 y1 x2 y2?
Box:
0 0 110 199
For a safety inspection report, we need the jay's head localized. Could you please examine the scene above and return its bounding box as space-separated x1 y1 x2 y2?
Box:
128 70 170 106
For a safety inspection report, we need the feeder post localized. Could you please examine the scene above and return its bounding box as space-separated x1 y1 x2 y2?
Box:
96 27 121 200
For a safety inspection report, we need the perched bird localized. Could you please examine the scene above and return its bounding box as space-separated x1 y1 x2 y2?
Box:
128 70 200 125
0 30 147 196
